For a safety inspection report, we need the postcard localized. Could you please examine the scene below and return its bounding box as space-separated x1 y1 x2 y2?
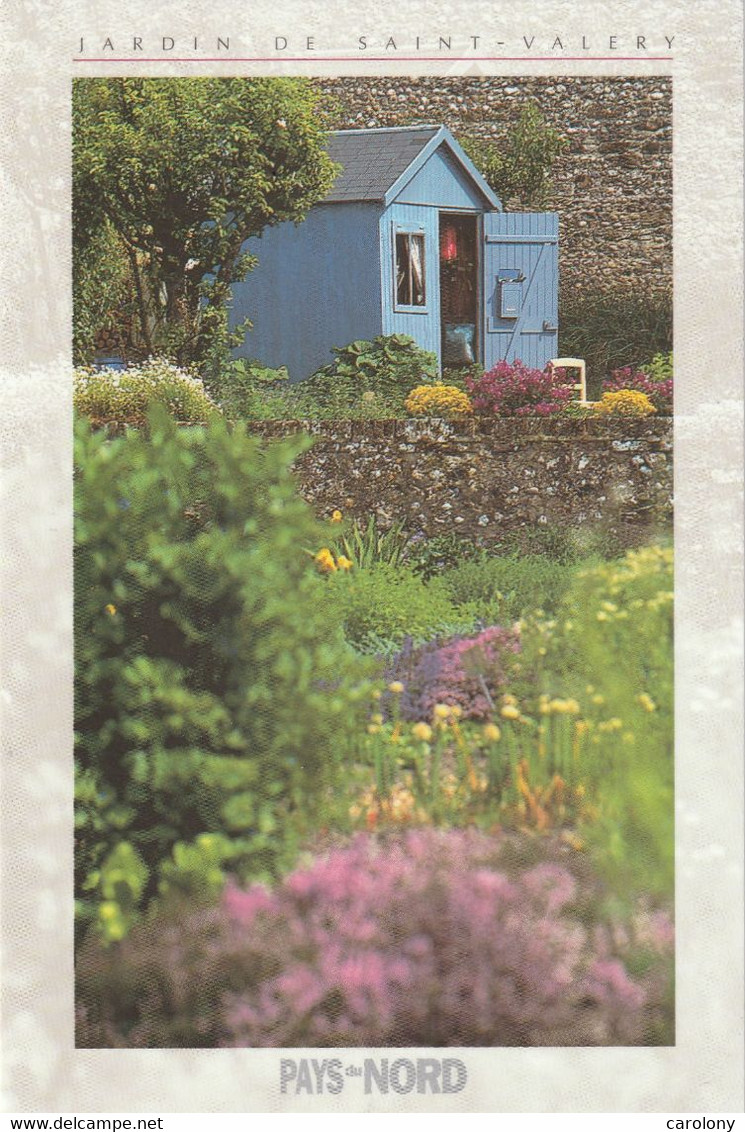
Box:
1 0 742 1116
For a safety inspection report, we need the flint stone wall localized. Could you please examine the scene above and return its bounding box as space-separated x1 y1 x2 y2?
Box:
248 418 673 544
313 76 672 298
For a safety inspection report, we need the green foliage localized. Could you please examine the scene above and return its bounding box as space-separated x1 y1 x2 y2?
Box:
74 358 222 427
462 103 567 210
87 842 149 943
295 335 439 417
74 406 371 941
643 351 674 382
560 287 673 394
211 357 294 420
441 552 578 623
528 544 674 898
406 531 485 579
513 522 630 564
73 222 136 366
73 78 337 367
332 514 411 570
321 562 476 650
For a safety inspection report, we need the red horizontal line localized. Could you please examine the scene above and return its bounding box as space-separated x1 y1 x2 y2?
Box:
72 55 674 63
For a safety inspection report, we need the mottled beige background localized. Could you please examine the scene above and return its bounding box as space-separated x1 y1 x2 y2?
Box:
1 0 742 1114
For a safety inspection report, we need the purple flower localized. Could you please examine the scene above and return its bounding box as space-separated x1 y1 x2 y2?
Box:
466 360 575 417
385 625 520 721
75 827 675 1048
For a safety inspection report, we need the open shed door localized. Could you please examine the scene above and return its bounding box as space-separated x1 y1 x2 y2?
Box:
482 212 558 372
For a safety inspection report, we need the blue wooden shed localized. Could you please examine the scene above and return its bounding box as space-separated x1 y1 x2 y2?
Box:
230 125 559 379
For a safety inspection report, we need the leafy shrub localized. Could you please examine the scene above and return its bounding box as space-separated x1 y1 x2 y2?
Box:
76 829 673 1048
404 383 473 417
296 334 439 416
74 358 221 427
527 544 674 898
602 366 673 415
406 531 485 579
507 522 632 564
462 103 567 210
594 390 656 417
642 351 673 383
321 562 476 650
559 287 673 395
74 407 371 942
441 552 577 623
210 357 294 420
386 626 521 722
466 359 574 416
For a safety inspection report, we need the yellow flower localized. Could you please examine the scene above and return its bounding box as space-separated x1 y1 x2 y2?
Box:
314 547 337 573
483 723 501 742
388 681 405 695
370 712 384 726
404 383 473 418
549 698 578 714
594 390 656 417
502 693 518 706
367 723 381 735
104 603 117 616
330 509 343 523
336 555 353 571
449 704 463 719
500 704 520 720
412 722 433 743
637 692 657 712
433 703 451 721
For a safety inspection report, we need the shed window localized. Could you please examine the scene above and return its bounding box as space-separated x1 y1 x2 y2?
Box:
395 231 426 307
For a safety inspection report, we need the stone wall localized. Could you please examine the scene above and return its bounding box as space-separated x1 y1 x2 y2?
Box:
248 417 673 547
313 77 672 299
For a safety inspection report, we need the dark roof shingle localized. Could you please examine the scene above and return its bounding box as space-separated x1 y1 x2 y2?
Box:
323 126 441 202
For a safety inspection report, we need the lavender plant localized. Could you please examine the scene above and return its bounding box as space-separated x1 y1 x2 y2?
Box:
385 626 521 722
76 828 673 1048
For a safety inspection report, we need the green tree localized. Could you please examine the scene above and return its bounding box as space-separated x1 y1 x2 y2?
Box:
73 78 337 368
462 102 567 210
74 408 372 941
73 222 136 364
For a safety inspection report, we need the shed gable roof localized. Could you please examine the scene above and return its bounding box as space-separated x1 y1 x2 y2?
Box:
322 125 501 210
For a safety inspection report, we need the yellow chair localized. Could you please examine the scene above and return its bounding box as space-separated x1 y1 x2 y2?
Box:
548 357 587 404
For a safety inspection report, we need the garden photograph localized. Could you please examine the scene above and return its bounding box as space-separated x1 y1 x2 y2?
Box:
72 75 675 1049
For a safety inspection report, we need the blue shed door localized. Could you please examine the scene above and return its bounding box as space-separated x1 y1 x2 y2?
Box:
482 212 558 371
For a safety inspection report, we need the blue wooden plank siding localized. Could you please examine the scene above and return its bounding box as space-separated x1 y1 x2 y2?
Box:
231 201 383 381
482 211 559 371
229 127 558 381
396 147 490 211
380 203 441 356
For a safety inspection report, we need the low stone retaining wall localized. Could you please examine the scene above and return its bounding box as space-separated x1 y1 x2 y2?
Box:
248 418 673 546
